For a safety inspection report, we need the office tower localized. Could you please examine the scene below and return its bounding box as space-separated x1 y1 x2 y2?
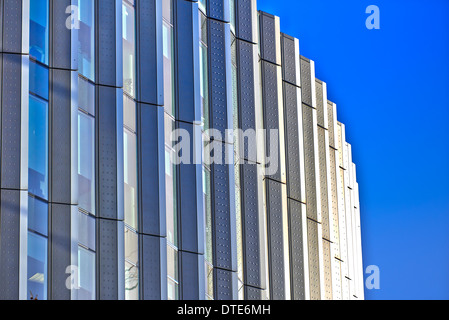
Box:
0 0 363 300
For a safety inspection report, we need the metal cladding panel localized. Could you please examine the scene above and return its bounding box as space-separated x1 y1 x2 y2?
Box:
318 127 330 240
1 0 25 54
338 167 348 270
214 268 238 300
245 285 264 300
261 61 285 183
284 83 305 203
175 0 201 123
208 0 230 23
177 121 204 254
266 179 289 300
1 53 24 189
307 219 321 300
327 101 337 149
50 0 74 70
236 0 257 43
302 104 319 221
240 163 263 288
322 239 333 300
138 104 166 237
98 86 119 220
300 57 314 108
208 140 236 272
136 0 163 105
208 19 233 141
236 40 257 163
50 69 75 204
332 258 342 300
288 199 306 300
98 218 124 300
97 0 122 87
140 234 167 300
0 189 21 299
50 204 72 300
281 34 300 87
259 12 281 65
180 251 205 300
329 148 340 257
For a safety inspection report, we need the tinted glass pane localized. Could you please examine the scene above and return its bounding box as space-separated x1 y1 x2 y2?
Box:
167 245 178 281
27 232 47 300
123 95 136 132
29 60 49 100
78 211 96 250
78 77 95 115
78 112 95 214
124 130 137 229
30 0 49 64
163 22 174 116
122 3 135 97
78 247 95 300
125 261 139 300
167 277 179 300
124 227 138 265
78 0 95 80
28 196 48 236
29 95 48 200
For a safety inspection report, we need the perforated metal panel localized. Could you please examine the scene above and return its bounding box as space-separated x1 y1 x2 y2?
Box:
50 69 73 204
307 219 321 300
315 80 325 127
214 268 237 300
266 179 287 300
209 19 232 139
50 0 73 70
50 204 73 300
141 235 166 300
208 0 229 22
236 0 256 43
281 34 300 86
318 127 330 240
1 0 24 54
329 148 340 257
300 57 313 107
259 12 280 65
0 190 21 299
333 258 342 300
241 163 263 288
302 104 318 221
327 101 336 149
322 239 333 300
289 199 306 300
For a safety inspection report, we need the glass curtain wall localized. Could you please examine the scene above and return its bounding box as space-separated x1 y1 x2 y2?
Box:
163 0 179 301
77 0 97 300
123 0 139 300
28 0 50 300
199 4 214 300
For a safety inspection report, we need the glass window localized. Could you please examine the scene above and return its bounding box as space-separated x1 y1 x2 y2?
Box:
27 232 48 300
30 0 49 65
163 22 175 116
78 0 95 81
78 247 95 300
124 129 137 229
29 95 49 200
29 60 49 100
78 112 95 214
78 211 96 250
199 0 207 14
165 115 177 246
229 0 236 33
162 0 173 24
199 13 209 130
78 77 95 116
123 94 136 132
125 261 139 300
124 227 138 265
122 2 136 97
28 196 48 237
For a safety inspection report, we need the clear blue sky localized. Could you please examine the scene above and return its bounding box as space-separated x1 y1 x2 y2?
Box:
257 0 449 299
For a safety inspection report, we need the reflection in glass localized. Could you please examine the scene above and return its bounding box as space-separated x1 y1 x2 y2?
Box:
29 95 49 200
78 112 95 214
124 129 138 230
165 115 177 246
78 0 95 80
28 196 48 237
78 77 95 115
27 232 48 300
78 211 96 250
78 247 95 300
163 22 175 116
29 60 49 100
125 261 139 300
30 0 49 64
122 2 136 97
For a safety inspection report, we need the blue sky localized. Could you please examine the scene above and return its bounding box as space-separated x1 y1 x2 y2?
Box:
257 0 449 299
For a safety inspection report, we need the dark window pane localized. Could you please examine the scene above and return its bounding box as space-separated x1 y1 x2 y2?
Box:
28 196 48 236
29 60 49 100
30 0 49 65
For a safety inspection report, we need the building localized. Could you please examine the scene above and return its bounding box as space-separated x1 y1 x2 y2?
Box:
0 0 363 300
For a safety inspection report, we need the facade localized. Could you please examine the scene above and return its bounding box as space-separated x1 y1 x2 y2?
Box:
0 0 363 300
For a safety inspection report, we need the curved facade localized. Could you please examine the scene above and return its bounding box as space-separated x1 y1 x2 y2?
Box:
0 0 363 300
